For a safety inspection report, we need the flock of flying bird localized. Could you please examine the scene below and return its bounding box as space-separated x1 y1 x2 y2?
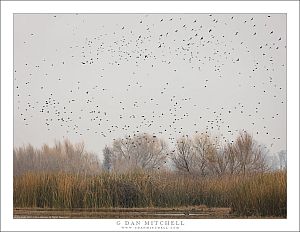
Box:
15 14 286 151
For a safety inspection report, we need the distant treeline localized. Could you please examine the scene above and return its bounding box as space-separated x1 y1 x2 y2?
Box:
13 140 100 176
14 131 273 176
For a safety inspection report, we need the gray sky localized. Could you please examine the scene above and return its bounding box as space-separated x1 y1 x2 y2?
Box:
14 14 286 157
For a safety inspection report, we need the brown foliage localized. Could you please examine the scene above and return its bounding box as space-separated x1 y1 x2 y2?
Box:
14 140 101 176
13 171 286 217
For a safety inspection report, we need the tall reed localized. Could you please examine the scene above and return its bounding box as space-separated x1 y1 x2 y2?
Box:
14 171 286 217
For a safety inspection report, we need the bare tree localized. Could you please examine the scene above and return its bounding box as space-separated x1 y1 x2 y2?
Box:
206 146 229 177
192 134 219 176
224 143 240 175
133 134 167 170
231 132 269 175
108 133 168 172
172 136 195 174
172 134 224 176
172 132 269 176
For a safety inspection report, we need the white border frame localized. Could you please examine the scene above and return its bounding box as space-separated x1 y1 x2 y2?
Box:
1 1 299 231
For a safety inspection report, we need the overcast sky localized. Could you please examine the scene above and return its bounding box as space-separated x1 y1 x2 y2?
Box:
14 13 286 157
